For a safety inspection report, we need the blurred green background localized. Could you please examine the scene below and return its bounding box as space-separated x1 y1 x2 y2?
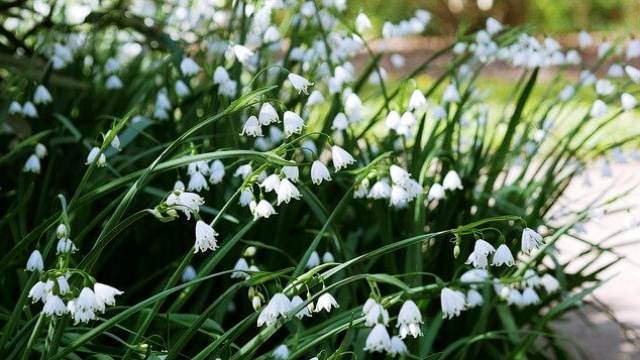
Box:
358 0 640 34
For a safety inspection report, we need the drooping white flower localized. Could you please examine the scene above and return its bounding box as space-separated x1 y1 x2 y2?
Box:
521 227 543 254
578 30 592 49
234 164 253 179
621 93 638 111
56 223 67 238
408 89 427 111
442 84 460 103
252 200 277 219
22 101 38 118
258 103 279 125
354 179 370 198
310 160 331 185
56 276 70 295
104 57 120 74
397 300 422 338
540 274 560 293
272 344 289 360
166 191 204 219
442 170 463 191
506 288 524 307
281 166 299 182
182 265 197 282
209 160 225 184
277 178 301 205
287 73 312 94
521 287 540 305
465 247 490 269
26 250 44 272
231 258 250 279
180 57 200 76
239 189 254 207
23 154 41 174
385 111 401 131
188 171 209 192
105 75 124 90
175 80 190 97
174 180 185 192
194 220 218 253
93 283 123 313
344 93 363 123
290 295 312 319
307 90 325 106
231 44 255 65
466 289 483 308
322 251 335 263
213 66 230 84
389 185 410 208
492 244 515 266
260 174 281 193
28 281 50 303
485 17 502 34
389 336 408 357
240 116 263 137
440 287 466 319
523 269 540 287
86 147 106 167
33 85 53 104
331 145 355 171
8 101 22 115
427 183 445 201
364 302 389 327
56 238 78 254
627 39 640 59
368 179 392 199
77 287 97 311
315 292 339 313
283 111 304 136
306 251 321 269
473 239 496 256
332 112 349 131
590 99 607 118
355 12 372 33
257 292 291 327
364 324 391 353
595 79 614 96
43 295 67 316
626 65 640 83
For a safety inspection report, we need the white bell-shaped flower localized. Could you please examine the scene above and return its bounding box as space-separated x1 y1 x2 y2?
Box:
283 111 304 136
26 250 44 272
287 73 312 94
364 324 391 353
310 160 332 185
194 220 218 253
492 244 515 266
397 300 422 338
521 227 543 254
33 85 53 104
93 283 123 313
314 292 339 313
440 287 466 319
331 145 355 171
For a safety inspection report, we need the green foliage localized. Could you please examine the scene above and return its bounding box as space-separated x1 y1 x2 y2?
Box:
0 1 638 359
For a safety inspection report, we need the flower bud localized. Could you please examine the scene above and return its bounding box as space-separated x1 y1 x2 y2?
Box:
56 223 68 239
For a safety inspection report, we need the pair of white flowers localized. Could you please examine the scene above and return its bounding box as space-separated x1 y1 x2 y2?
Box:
23 143 48 174
257 291 339 327
465 239 515 269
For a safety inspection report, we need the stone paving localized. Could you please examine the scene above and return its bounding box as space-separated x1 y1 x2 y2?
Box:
552 160 640 359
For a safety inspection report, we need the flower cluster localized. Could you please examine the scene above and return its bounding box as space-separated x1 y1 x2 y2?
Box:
26 223 122 324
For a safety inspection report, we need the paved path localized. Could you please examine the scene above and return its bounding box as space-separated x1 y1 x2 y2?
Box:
552 159 640 359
